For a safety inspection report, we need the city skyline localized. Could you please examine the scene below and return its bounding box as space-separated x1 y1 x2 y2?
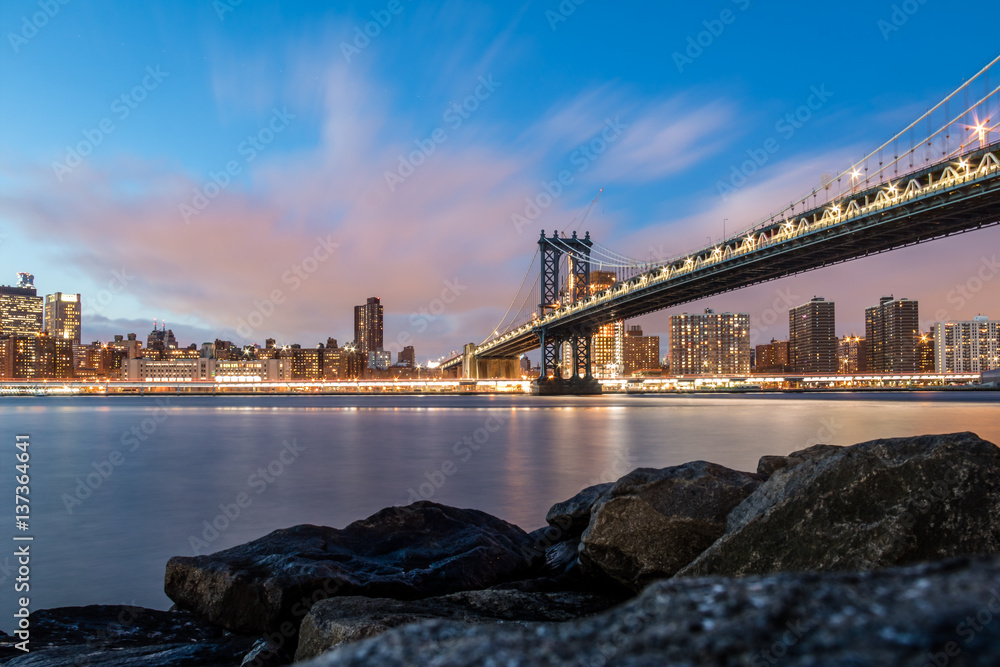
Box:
1 2 998 359
4 269 999 370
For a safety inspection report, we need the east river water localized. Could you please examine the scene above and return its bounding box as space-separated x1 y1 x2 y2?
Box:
0 392 998 624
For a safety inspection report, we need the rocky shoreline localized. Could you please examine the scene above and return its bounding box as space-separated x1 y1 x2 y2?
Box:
2 431 999 666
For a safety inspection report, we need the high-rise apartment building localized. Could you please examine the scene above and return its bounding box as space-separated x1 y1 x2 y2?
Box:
865 296 919 372
354 297 384 353
0 274 43 338
592 321 624 376
290 345 323 380
789 297 837 373
0 335 39 378
588 271 624 377
933 316 1000 372
837 335 868 374
622 325 659 375
755 339 790 373
669 309 750 375
917 332 935 372
44 292 82 344
36 331 74 379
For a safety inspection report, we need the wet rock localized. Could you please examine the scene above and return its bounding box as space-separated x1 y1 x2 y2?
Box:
544 482 614 538
0 605 256 666
295 588 619 661
681 432 1000 578
239 637 285 667
578 461 762 590
165 502 541 635
296 555 1000 666
756 443 842 477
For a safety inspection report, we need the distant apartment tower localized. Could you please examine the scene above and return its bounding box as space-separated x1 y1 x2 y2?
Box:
789 297 837 373
669 309 750 375
0 335 39 378
397 345 415 367
837 335 868 374
588 271 624 377
865 296 919 372
354 297 384 353
44 292 82 344
592 321 624 376
622 326 659 375
0 273 43 338
917 332 935 372
933 316 1000 372
36 331 74 379
755 339 790 373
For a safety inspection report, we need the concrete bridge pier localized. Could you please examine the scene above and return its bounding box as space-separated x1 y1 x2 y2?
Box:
531 375 601 396
462 343 520 380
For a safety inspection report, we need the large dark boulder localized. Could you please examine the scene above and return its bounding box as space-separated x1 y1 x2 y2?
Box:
295 589 619 661
296 555 1000 666
0 605 257 666
756 443 842 477
544 482 614 538
164 502 540 636
680 432 1000 578
578 461 762 590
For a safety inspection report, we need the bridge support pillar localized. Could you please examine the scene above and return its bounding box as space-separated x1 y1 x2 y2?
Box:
531 375 601 395
462 344 520 380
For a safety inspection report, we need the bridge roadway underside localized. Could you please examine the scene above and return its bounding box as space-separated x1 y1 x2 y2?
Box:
480 170 1000 359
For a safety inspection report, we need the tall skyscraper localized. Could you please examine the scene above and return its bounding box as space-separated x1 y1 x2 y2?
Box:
0 274 43 338
933 316 1000 372
789 297 837 373
44 292 82 344
865 296 919 372
669 309 750 375
354 297 384 352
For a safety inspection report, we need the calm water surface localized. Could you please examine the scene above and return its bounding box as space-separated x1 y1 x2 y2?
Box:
0 392 997 626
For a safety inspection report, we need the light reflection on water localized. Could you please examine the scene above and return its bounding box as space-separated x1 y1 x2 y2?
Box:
0 392 997 623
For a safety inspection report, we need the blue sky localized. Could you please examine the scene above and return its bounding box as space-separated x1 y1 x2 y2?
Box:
1 0 998 361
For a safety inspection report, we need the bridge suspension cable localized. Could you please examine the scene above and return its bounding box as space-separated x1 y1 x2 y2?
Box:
479 248 539 345
748 53 1000 233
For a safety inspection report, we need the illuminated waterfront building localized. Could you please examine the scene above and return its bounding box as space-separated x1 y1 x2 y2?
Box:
837 335 867 374
933 316 1000 372
36 331 75 379
755 339 790 373
0 335 39 378
0 274 44 338
291 345 323 380
44 292 82 345
589 271 624 377
622 326 660 375
354 297 384 353
397 345 416 367
669 309 750 375
321 344 342 380
917 332 935 372
865 296 919 372
789 297 837 373
367 349 392 371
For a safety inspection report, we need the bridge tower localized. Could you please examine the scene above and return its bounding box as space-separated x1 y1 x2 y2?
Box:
534 230 599 394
